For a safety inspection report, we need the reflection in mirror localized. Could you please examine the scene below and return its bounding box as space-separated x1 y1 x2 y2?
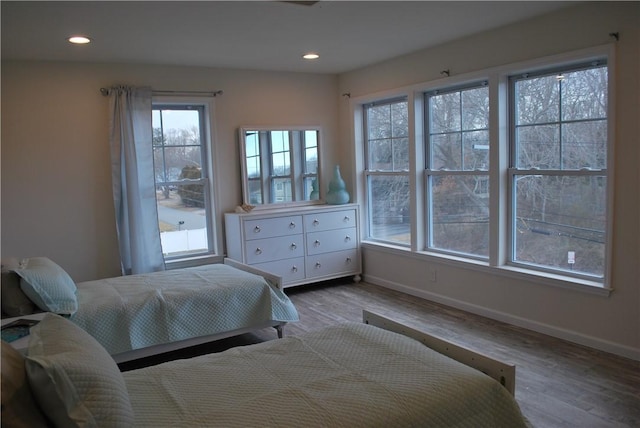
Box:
240 127 322 207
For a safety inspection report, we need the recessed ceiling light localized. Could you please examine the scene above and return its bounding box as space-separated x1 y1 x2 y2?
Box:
303 53 319 60
68 36 91 44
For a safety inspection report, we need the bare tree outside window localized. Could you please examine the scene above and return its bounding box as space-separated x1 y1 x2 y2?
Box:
427 84 490 257
364 98 410 244
511 63 608 277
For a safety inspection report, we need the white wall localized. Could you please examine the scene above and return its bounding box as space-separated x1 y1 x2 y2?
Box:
336 2 639 359
1 62 338 281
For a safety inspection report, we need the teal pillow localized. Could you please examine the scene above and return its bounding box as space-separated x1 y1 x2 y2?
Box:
15 257 77 315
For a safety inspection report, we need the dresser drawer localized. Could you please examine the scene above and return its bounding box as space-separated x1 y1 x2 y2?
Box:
245 235 304 264
306 227 357 256
304 209 356 232
243 216 302 240
306 249 359 279
253 258 306 283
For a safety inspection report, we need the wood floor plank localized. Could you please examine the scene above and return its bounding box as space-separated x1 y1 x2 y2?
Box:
282 281 640 428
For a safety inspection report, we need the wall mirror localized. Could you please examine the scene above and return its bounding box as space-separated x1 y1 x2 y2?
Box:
239 126 323 209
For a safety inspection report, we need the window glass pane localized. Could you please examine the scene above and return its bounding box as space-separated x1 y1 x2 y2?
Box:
431 133 462 170
247 180 263 204
246 156 260 179
304 130 318 174
430 175 489 257
393 137 409 170
516 125 560 169
367 105 392 139
157 184 208 256
271 178 292 203
369 139 392 170
270 131 288 152
270 131 290 177
271 151 290 176
245 131 261 179
462 87 490 130
561 67 608 121
515 75 559 125
391 102 409 137
514 174 606 277
303 177 315 200
368 175 410 244
430 92 460 133
154 147 202 181
464 130 490 171
562 121 607 169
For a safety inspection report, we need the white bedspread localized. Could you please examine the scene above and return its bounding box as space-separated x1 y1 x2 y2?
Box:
70 264 298 355
124 322 528 427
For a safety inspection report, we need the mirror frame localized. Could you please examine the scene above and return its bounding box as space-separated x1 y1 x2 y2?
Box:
238 126 324 210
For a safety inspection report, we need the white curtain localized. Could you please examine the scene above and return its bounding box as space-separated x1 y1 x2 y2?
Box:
108 86 165 275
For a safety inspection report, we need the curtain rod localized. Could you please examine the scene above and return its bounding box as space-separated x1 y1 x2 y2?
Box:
100 88 223 97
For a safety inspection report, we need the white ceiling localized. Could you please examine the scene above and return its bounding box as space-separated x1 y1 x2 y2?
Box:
1 1 576 74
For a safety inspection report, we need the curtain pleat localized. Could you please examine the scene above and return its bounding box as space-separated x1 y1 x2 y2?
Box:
108 86 165 274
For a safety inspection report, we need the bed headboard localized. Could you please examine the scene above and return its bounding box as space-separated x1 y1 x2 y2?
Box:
362 309 516 396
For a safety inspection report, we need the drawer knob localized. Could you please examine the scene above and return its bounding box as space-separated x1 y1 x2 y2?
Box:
292 266 298 273
344 235 351 242
255 247 262 255
290 243 297 250
346 257 352 264
315 262 322 269
313 219 319 226
254 226 261 233
314 239 321 247
344 216 350 222
289 222 296 229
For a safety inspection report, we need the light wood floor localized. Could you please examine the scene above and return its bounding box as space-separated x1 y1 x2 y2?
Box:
125 279 640 428
280 280 640 428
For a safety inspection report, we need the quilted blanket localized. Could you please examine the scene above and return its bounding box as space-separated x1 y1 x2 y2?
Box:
70 264 298 355
124 322 528 427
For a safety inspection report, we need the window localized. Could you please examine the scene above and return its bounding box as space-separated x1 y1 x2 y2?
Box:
364 98 410 244
510 62 608 278
426 83 490 257
357 48 611 287
152 103 215 259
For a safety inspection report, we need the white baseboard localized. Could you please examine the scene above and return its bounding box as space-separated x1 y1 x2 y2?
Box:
363 274 640 362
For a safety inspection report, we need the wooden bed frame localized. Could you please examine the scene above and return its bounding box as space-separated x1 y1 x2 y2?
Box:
363 310 516 396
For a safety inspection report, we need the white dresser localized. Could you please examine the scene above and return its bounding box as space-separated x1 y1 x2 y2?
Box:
225 204 361 288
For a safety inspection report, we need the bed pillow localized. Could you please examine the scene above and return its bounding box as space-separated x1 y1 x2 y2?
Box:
15 257 78 315
25 313 134 427
1 258 37 316
1 341 51 427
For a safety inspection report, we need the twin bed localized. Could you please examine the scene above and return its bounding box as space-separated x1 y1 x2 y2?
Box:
1 257 299 363
1 310 529 427
2 256 529 426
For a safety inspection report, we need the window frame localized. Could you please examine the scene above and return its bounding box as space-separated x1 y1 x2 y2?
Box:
152 97 218 263
353 45 614 292
507 61 609 281
363 96 411 246
424 81 491 260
